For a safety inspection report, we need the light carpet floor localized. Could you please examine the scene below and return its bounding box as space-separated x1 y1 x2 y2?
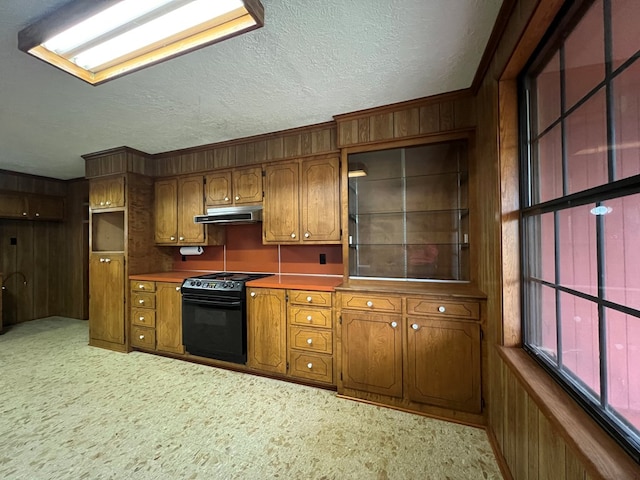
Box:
0 317 502 480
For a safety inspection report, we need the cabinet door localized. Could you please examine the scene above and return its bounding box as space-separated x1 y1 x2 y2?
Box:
29 195 64 220
263 162 300 243
90 176 125 209
177 175 205 244
341 311 403 398
247 288 287 374
156 283 184 354
406 317 481 413
205 171 232 206
233 166 263 204
300 157 341 242
89 253 125 346
0 192 28 218
154 179 178 244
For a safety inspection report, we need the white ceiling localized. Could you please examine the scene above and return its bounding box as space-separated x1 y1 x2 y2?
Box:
0 0 503 180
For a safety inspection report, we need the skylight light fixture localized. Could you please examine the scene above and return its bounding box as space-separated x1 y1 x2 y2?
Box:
18 0 264 85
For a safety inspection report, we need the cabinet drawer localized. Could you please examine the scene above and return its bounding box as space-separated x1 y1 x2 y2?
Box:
289 290 332 307
289 351 333 384
131 308 156 327
289 307 332 328
340 293 402 313
131 292 156 309
131 326 155 349
289 326 333 354
406 298 479 320
130 281 156 292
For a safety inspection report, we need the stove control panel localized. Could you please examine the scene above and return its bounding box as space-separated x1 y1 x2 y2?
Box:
183 279 244 291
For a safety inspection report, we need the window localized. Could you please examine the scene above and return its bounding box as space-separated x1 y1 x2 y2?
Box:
520 0 640 461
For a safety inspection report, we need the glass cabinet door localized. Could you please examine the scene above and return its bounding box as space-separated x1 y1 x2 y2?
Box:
348 140 469 281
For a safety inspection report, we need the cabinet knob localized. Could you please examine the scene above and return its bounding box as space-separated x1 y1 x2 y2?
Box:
139 316 145 322
307 363 313 369
291 233 296 239
235 195 240 201
438 306 446 313
170 236 176 241
307 338 313 345
250 292 256 297
138 284 145 289
304 232 310 238
390 321 398 328
306 296 312 302
306 315 313 322
106 201 111 206
176 287 180 291
412 323 419 330
224 196 230 201
99 258 105 263
179 236 185 241
366 301 373 307
99 202 105 206
138 299 144 304
104 258 111 263
22 212 27 216
35 212 40 217
139 334 145 340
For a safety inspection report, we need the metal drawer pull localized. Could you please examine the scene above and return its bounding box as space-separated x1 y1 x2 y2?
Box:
224 196 229 201
176 287 180 291
179 236 185 241
138 299 144 304
307 338 313 345
35 213 40 217
366 301 373 307
390 321 397 328
139 335 145 340
291 233 296 239
138 284 144 289
304 232 310 238
139 316 145 322
306 296 312 302
105 201 111 206
99 258 105 263
307 363 313 369
412 324 419 330
235 195 240 201
438 306 446 313
104 258 111 263
306 315 313 322
250 292 256 297
170 236 176 241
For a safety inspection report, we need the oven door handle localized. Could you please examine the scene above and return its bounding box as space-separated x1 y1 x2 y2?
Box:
182 296 243 308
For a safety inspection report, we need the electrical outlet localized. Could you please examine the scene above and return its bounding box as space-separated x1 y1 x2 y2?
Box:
10 237 17 245
319 253 326 264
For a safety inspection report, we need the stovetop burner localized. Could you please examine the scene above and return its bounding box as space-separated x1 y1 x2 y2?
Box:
181 272 271 293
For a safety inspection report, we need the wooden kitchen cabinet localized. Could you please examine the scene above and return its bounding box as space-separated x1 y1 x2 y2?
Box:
130 280 156 350
406 316 481 413
340 310 403 398
155 282 184 354
154 175 224 246
0 191 64 220
89 176 125 209
247 287 287 374
89 253 125 349
205 166 262 206
263 156 340 244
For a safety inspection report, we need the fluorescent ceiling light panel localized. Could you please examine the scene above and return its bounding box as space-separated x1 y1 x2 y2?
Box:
18 0 264 85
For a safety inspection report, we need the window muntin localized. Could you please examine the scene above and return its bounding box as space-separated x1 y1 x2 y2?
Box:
521 0 640 461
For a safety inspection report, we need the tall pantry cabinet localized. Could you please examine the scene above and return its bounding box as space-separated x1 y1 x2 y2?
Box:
84 148 172 352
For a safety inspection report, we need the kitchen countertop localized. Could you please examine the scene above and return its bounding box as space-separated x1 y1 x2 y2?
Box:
246 275 343 292
129 271 207 283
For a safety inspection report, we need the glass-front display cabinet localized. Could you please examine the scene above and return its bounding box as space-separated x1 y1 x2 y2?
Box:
347 139 469 281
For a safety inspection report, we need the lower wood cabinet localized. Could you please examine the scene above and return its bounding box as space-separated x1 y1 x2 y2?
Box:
247 288 287 374
129 281 184 354
89 253 126 350
337 290 484 418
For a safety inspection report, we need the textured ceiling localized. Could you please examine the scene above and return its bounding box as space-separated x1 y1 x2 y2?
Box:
0 0 503 180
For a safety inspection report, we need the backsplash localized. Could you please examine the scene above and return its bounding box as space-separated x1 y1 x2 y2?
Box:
172 223 343 275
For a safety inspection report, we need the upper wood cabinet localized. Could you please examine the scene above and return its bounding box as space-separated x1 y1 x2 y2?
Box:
89 176 125 209
154 175 223 246
205 166 262 207
247 287 287 374
263 156 340 244
0 191 64 221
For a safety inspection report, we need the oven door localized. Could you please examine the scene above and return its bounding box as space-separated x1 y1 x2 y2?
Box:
181 293 247 364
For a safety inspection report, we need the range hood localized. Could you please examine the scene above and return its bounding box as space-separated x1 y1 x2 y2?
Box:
194 205 263 224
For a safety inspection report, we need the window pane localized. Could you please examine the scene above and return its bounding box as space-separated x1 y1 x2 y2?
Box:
558 205 598 297
603 193 640 312
559 292 600 397
606 308 640 432
564 0 604 109
526 283 558 363
611 0 640 70
525 213 555 283
613 60 640 180
535 51 561 133
533 125 563 203
565 90 608 194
